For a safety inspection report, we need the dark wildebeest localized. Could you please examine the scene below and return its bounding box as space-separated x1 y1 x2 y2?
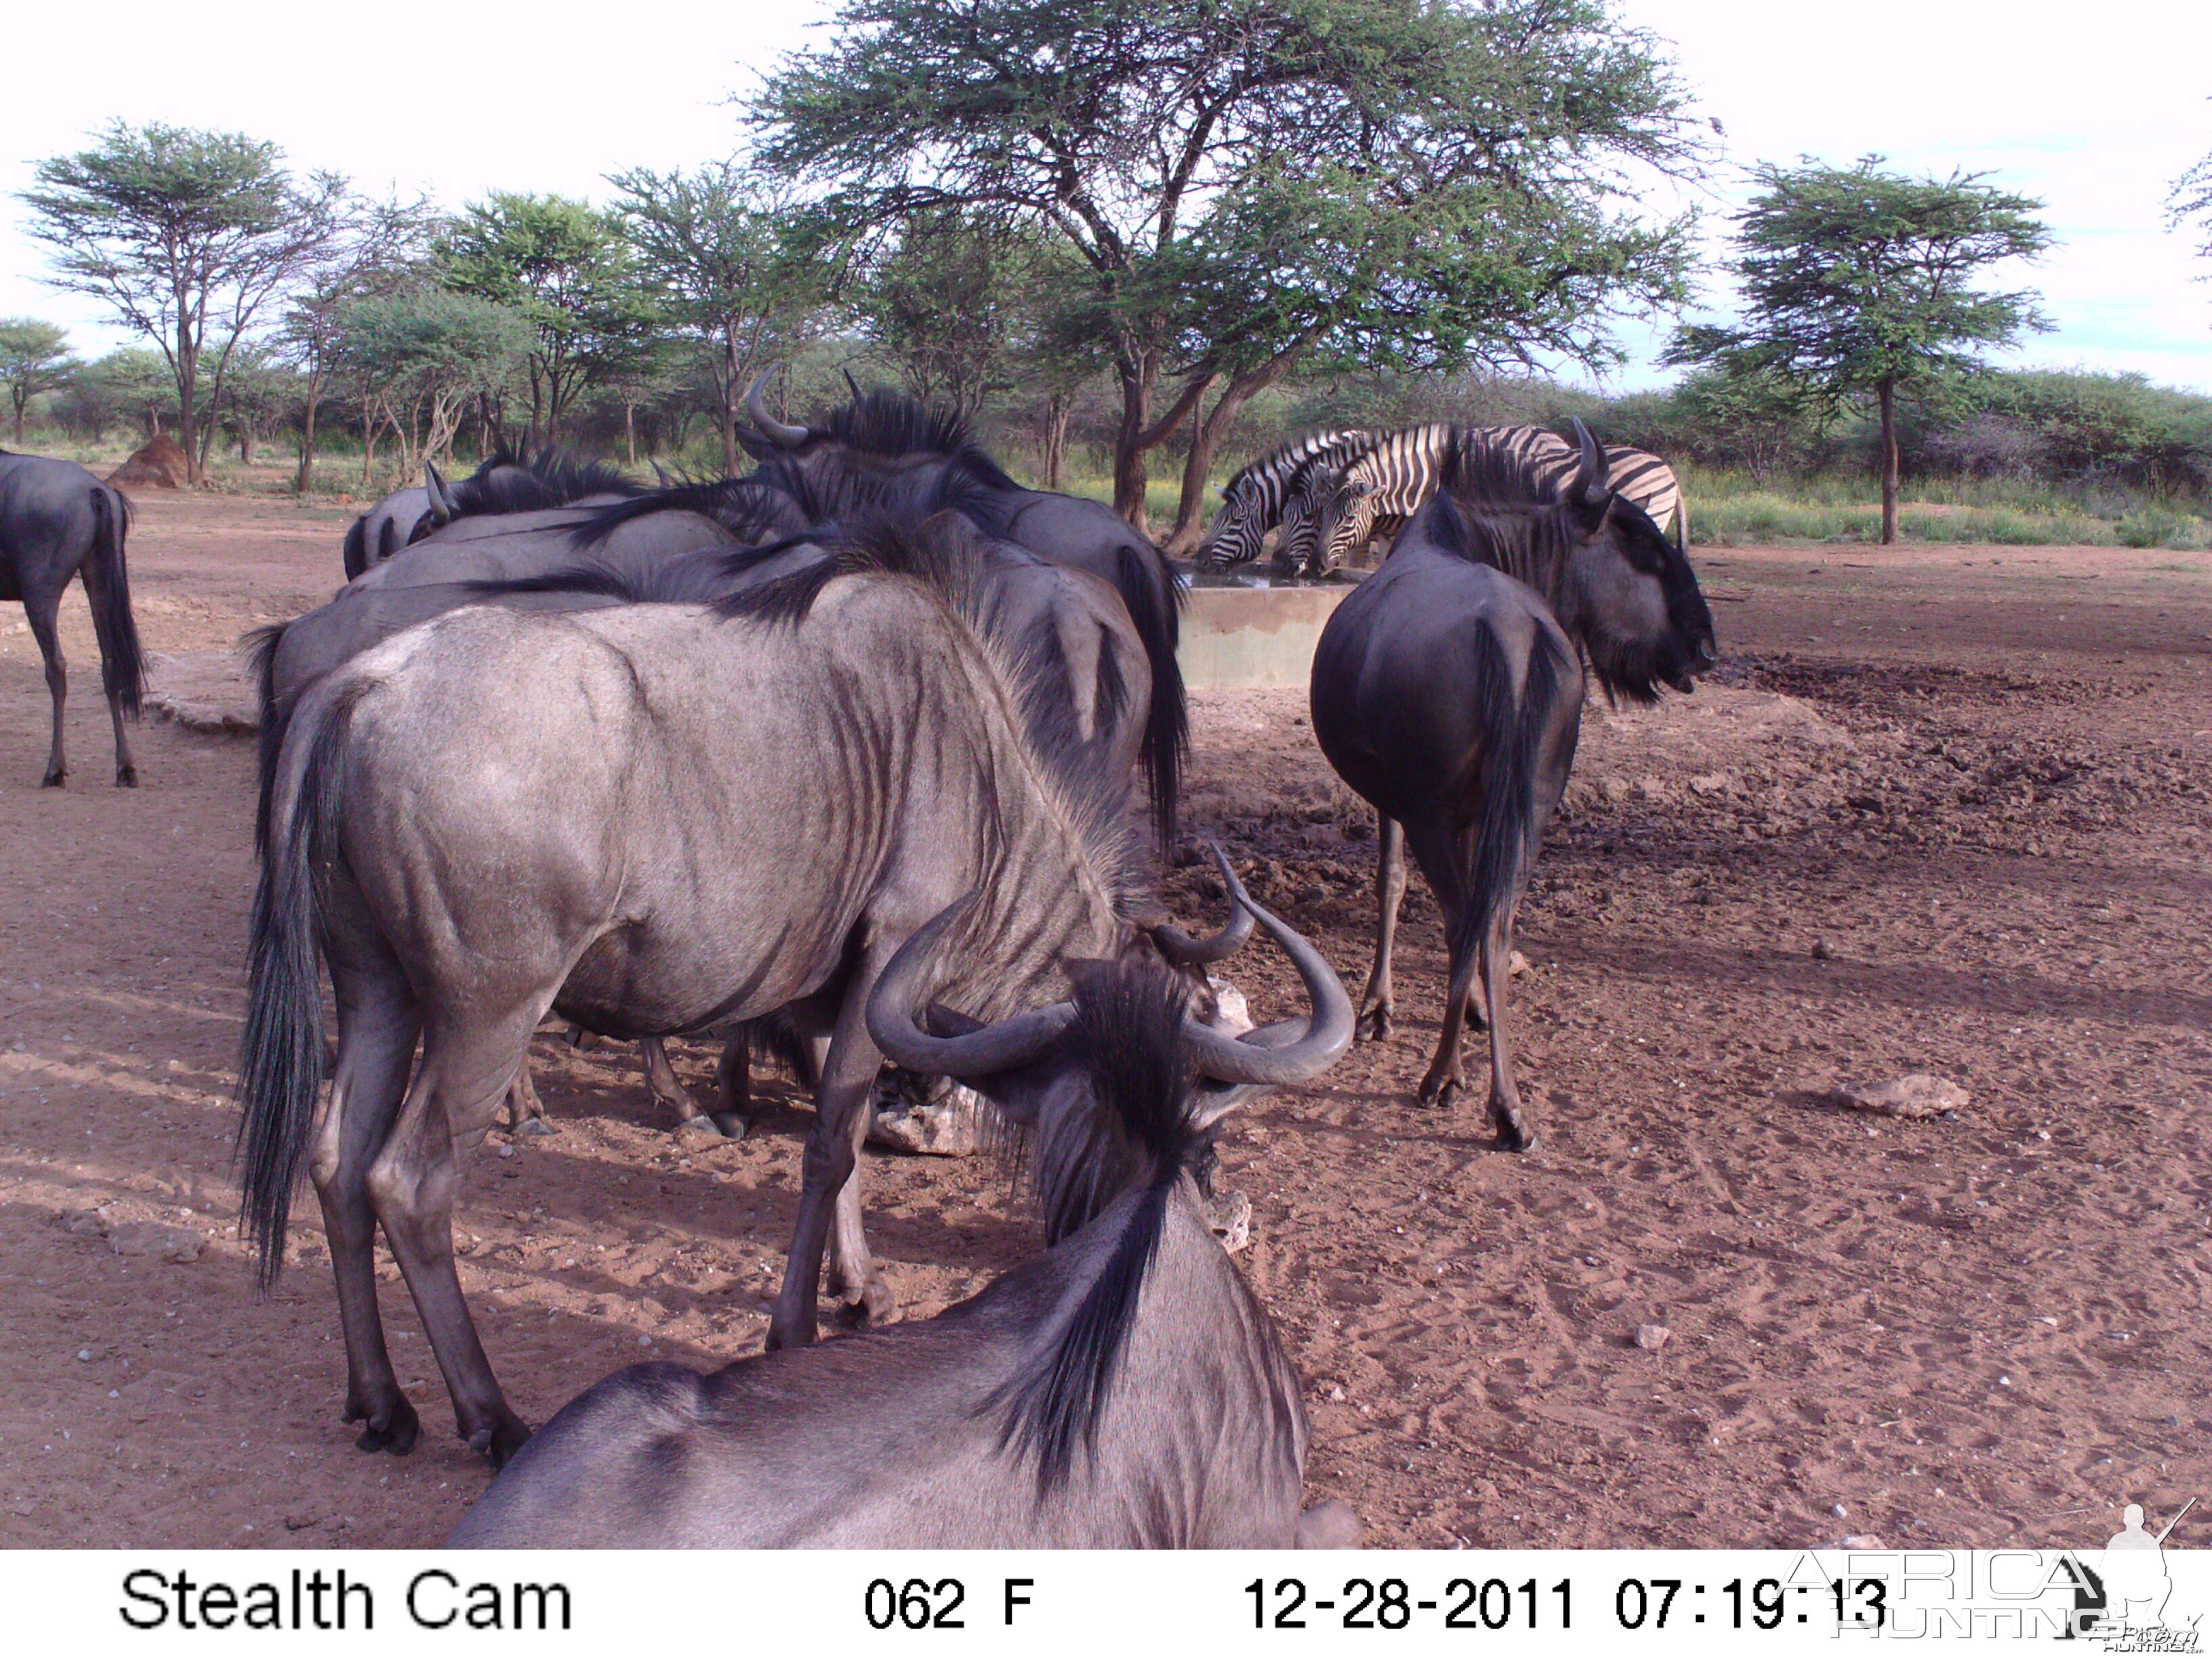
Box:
236 510 1282 1466
1309 422 1716 1150
0 451 145 786
337 446 642 579
448 866 1358 1548
709 375 1187 845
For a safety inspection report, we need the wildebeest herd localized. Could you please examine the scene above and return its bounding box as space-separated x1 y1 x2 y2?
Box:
0 380 1713 1547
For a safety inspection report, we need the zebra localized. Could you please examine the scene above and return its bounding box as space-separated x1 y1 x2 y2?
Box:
1196 430 1374 569
1300 425 1689 577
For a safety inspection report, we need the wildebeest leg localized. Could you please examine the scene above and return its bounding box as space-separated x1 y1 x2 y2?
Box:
644 1036 712 1133
367 1025 531 1467
827 1099 891 1328
768 983 887 1350
711 1033 750 1139
23 592 67 786
1478 906 1534 1151
1416 923 1483 1112
1357 815 1407 1040
504 1059 551 1136
310 966 422 1457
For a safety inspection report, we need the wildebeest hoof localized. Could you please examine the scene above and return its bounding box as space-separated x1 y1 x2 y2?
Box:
1417 1076 1461 1110
351 1400 420 1456
1493 1109 1534 1153
468 1418 532 1469
41 770 64 788
673 1113 724 1143
708 1111 749 1140
1355 1006 1392 1042
838 1277 897 1330
516 1114 556 1137
115 766 138 787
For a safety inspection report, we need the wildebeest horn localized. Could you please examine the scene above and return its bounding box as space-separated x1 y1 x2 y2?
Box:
866 895 1078 1080
1569 417 1610 509
1178 850 1354 1096
651 460 675 487
423 460 457 526
842 367 863 403
1150 850 1256 965
746 370 809 447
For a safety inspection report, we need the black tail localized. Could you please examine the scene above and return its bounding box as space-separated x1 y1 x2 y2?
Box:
236 680 360 1285
243 623 287 857
989 964 1198 1494
1115 544 1186 851
1454 621 1568 971
84 488 144 716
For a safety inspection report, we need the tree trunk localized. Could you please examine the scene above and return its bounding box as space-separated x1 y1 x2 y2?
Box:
1877 377 1900 546
1164 353 1302 554
1042 392 1070 491
1111 352 1155 533
295 380 322 494
626 401 638 466
10 393 23 445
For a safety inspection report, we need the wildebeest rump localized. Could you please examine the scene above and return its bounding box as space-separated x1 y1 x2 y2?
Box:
0 450 145 786
1309 423 1716 1149
449 865 1357 1547
235 512 1266 1467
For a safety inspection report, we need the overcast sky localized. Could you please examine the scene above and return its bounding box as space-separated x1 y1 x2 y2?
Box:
1 0 2206 392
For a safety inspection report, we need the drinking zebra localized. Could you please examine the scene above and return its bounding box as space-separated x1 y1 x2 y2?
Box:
1195 429 1375 569
1291 425 1689 578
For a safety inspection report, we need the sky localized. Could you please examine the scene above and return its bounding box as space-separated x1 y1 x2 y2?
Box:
1 0 2207 393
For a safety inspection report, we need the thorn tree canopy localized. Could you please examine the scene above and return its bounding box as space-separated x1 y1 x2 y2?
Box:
750 0 1708 540
0 319 83 446
20 123 344 483
1667 156 2051 545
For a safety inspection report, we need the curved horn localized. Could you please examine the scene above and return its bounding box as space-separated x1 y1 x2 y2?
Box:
422 461 457 526
1150 848 1256 965
1569 417 1610 509
842 367 864 403
1176 848 1354 1088
745 370 809 448
651 459 676 487
866 894 1077 1080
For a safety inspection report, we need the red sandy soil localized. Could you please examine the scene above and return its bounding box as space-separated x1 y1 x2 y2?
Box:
1 494 2206 1549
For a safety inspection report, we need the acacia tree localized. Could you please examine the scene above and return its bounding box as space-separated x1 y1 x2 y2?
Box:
0 319 81 445
19 123 343 482
1668 157 2051 544
279 192 434 491
853 209 1042 419
337 287 531 482
754 0 1702 540
441 193 655 445
607 163 833 474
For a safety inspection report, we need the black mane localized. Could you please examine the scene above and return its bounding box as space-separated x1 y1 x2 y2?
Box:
446 445 643 520
990 961 1203 1492
566 474 813 551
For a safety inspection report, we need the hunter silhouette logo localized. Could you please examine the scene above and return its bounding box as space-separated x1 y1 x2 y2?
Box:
2060 1497 2200 1647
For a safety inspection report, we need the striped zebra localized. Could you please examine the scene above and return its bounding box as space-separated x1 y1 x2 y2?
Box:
1196 429 1374 568
1300 425 1689 577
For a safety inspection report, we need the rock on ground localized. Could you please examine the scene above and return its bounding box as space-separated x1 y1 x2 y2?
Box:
1834 1074 1970 1120
145 651 259 734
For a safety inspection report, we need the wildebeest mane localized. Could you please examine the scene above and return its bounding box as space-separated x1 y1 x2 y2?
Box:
460 537 822 607
565 475 809 550
447 445 642 520
987 961 1202 1493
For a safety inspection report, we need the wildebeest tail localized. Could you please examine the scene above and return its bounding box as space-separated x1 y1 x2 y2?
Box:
1115 544 1187 851
1455 621 1568 968
236 678 362 1286
84 487 144 716
991 962 1197 1494
243 623 287 857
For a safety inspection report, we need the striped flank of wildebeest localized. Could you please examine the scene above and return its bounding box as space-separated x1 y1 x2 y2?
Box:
1197 428 1374 567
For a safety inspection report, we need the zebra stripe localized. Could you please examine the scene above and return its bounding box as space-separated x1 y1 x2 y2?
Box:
1198 429 1374 567
1290 425 1687 575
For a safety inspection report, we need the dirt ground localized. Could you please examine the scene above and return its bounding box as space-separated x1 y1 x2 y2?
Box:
1 492 2207 1549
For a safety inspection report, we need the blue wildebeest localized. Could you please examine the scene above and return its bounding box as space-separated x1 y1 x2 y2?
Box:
1194 429 1375 571
337 446 642 579
0 451 145 786
235 510 1277 1466
1309 422 1716 1150
723 375 1187 846
448 861 1357 1548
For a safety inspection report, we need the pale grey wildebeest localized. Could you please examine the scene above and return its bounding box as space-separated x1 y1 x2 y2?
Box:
449 862 1359 1548
1309 422 1716 1151
237 510 1287 1467
0 451 144 785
